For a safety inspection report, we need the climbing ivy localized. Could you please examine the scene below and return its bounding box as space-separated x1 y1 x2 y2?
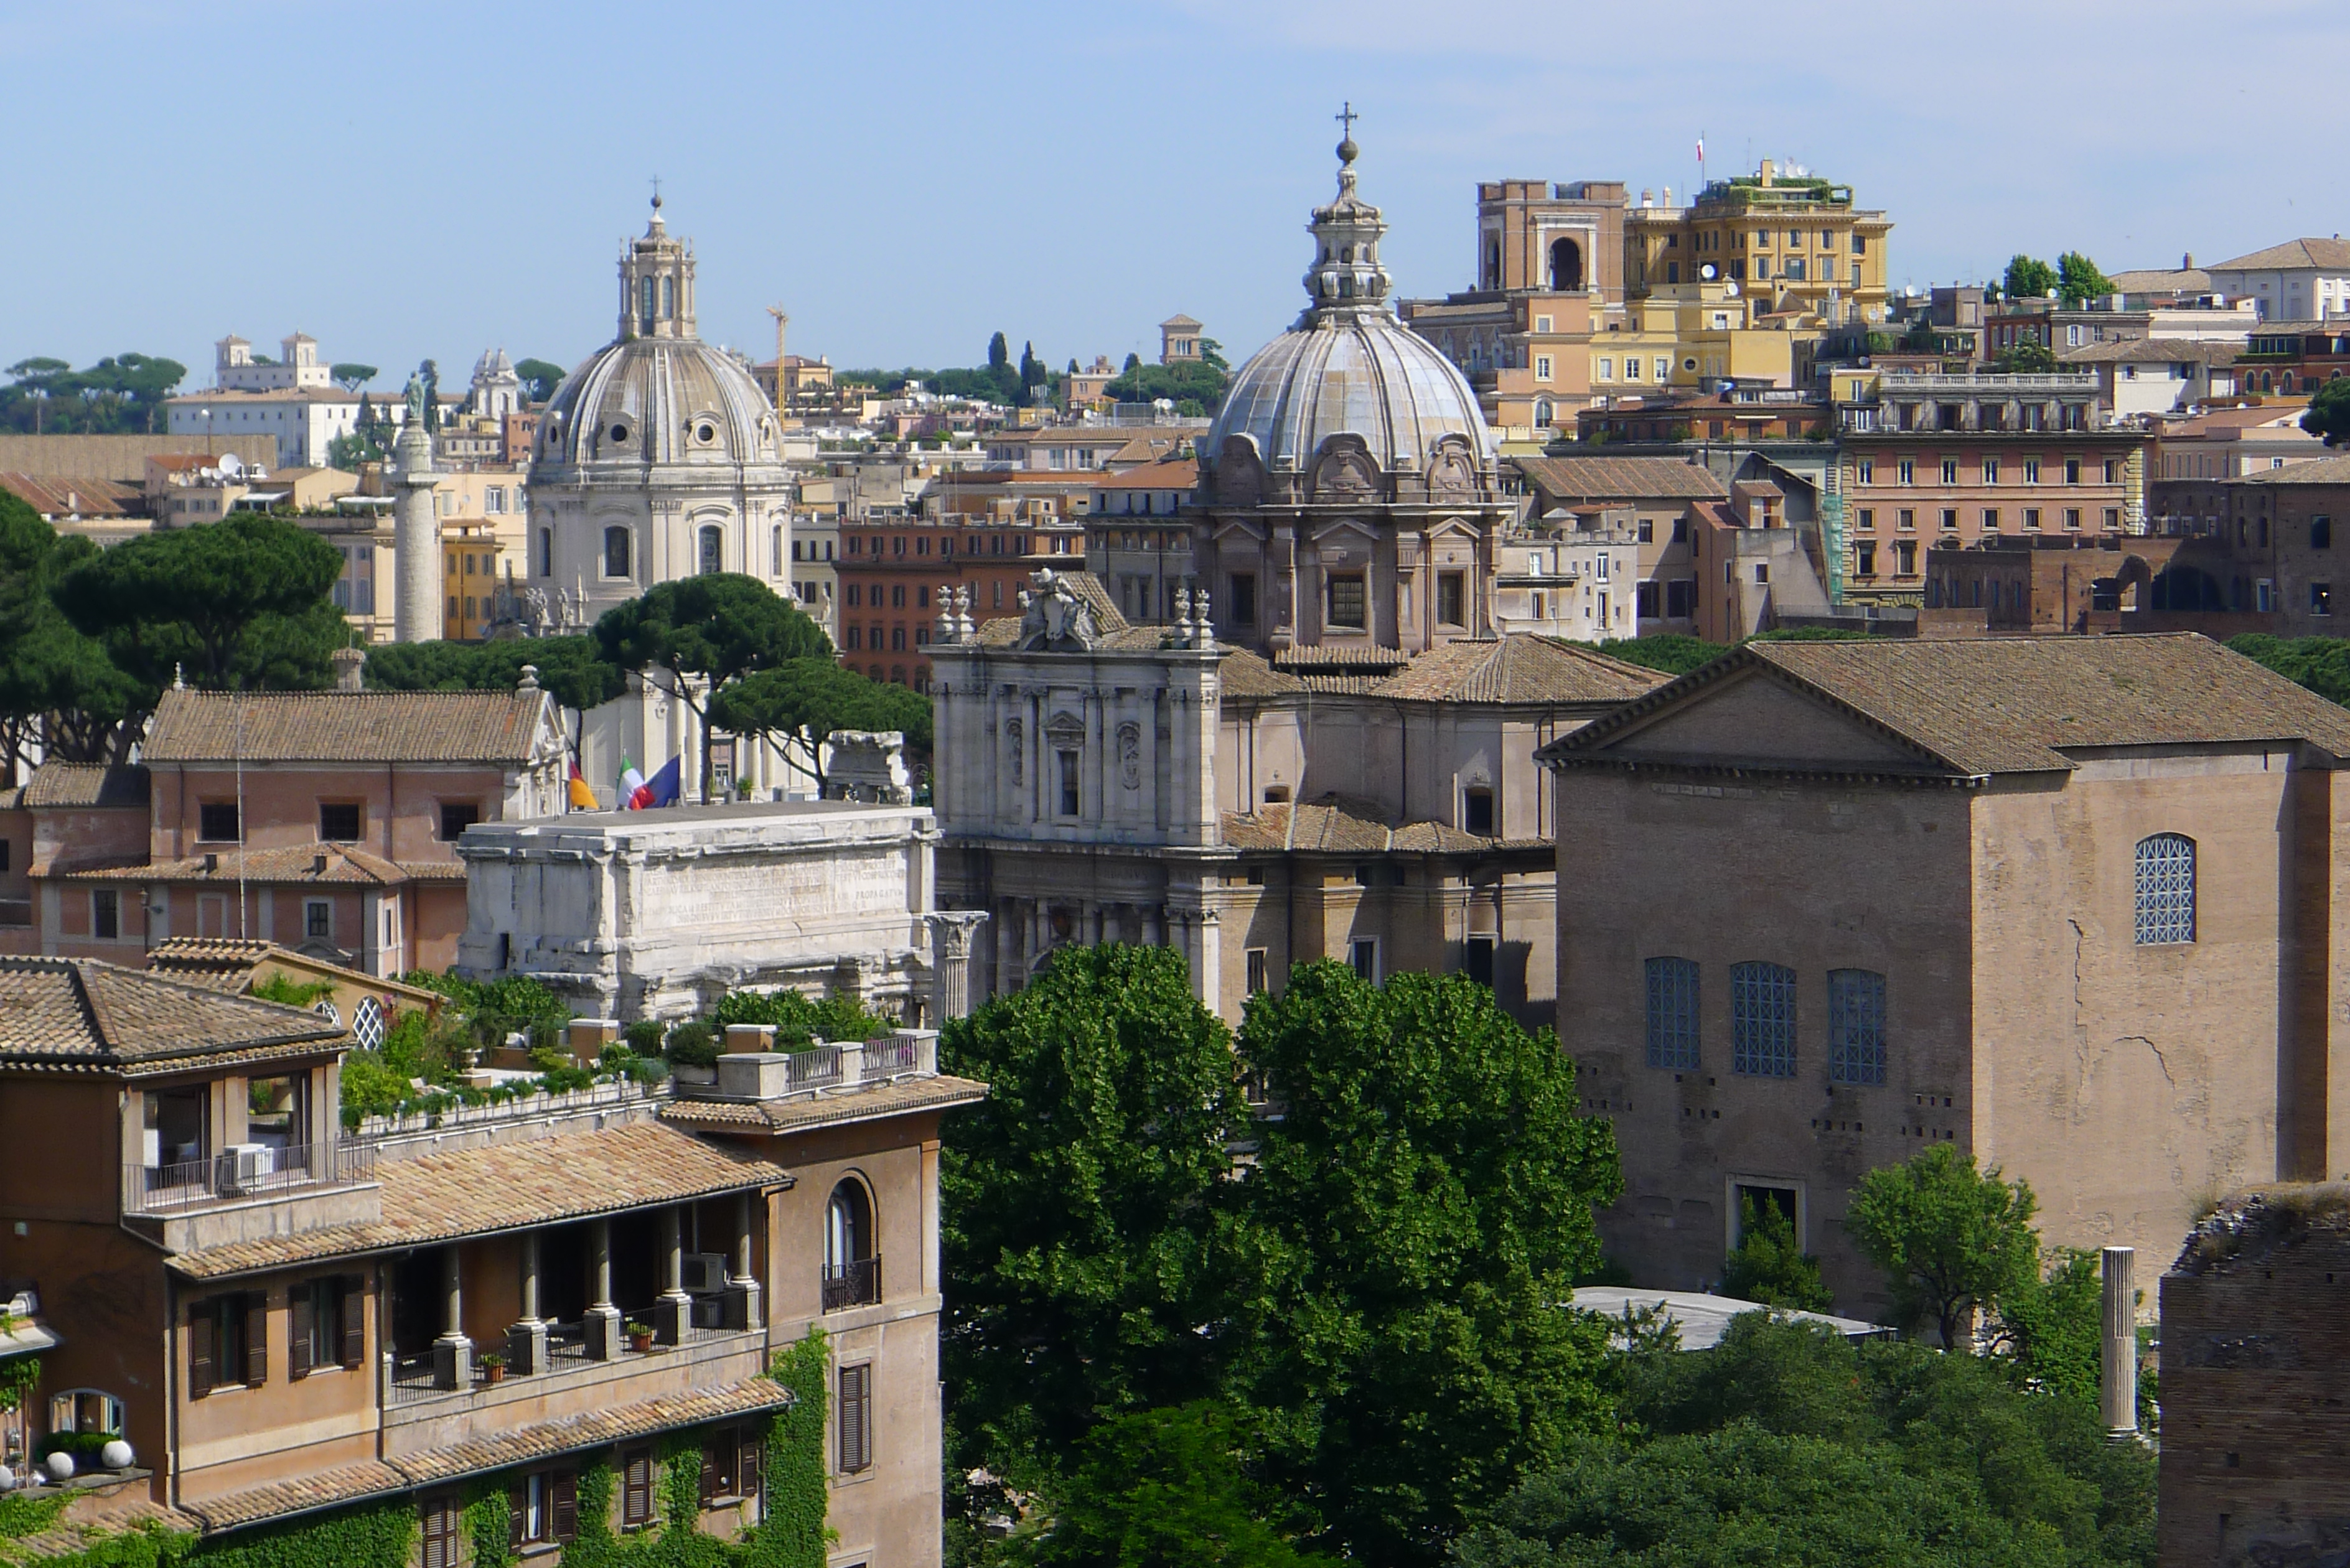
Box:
745 1332 830 1568
1 1501 410 1568
0 1490 70 1541
0 1354 40 1413
464 1479 512 1568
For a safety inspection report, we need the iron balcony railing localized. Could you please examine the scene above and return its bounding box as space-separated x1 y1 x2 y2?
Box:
124 1139 376 1214
822 1257 882 1313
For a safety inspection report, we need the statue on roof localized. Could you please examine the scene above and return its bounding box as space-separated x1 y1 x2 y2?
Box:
402 371 426 427
1016 568 1100 653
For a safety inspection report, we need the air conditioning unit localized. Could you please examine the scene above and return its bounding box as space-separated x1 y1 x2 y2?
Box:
680 1253 731 1294
218 1143 273 1194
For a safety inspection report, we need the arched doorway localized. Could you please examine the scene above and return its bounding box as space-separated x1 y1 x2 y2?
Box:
2150 564 2226 612
1549 236 1584 292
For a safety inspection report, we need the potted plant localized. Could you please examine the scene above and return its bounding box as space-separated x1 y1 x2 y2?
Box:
479 1351 507 1384
625 1320 655 1353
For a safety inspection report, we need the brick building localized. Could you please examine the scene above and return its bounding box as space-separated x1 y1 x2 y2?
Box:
1509 455 1725 634
2153 454 2350 635
1539 635 2350 1310
2159 1188 2350 1567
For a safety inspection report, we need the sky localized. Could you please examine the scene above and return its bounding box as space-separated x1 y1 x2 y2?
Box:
6 0 2348 394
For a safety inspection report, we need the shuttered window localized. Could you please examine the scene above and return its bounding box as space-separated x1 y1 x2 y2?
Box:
245 1295 269 1388
420 1497 461 1568
620 1449 655 1528
289 1287 314 1380
340 1276 367 1369
512 1470 574 1547
191 1294 263 1394
189 1302 216 1399
837 1364 873 1475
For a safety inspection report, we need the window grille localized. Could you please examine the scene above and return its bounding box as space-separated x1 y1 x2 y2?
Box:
2134 834 2196 945
1827 969 1886 1085
1644 957 1700 1070
1731 961 1796 1077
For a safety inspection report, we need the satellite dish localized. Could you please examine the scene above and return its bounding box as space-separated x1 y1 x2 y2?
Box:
1700 263 1719 281
218 452 244 478
1723 281 1741 298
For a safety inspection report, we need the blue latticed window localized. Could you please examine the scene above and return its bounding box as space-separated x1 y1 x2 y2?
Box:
1731 961 1797 1078
1645 957 1700 1070
2134 834 2196 945
1827 969 1887 1086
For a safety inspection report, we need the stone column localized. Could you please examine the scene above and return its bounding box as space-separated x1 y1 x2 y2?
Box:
391 419 441 645
653 1206 692 1345
2100 1247 2137 1437
431 1245 472 1389
728 1191 763 1332
929 911 988 1020
508 1230 548 1374
583 1218 620 1360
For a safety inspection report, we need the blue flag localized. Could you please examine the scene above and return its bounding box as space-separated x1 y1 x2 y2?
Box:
644 755 683 808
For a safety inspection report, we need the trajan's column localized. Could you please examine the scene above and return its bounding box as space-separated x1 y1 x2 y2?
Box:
392 375 441 643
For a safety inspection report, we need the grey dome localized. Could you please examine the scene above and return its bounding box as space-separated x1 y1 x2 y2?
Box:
1206 314 1493 474
534 337 780 470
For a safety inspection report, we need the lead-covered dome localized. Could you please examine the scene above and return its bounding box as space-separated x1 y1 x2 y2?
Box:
1204 134 1493 479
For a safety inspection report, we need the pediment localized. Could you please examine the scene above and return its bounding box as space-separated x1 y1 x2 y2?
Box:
1311 516 1379 546
1596 669 1939 772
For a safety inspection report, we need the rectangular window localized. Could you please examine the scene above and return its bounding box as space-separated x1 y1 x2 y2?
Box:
1939 459 1958 485
1897 459 1914 486
2024 459 2041 485
1229 573 1257 625
2102 507 2119 531
2063 508 2082 532
421 1498 462 1568
1895 540 1917 575
1645 956 1700 1070
1940 508 1959 531
2314 581 2334 617
199 803 241 842
2102 460 2119 483
1057 750 1080 816
92 889 119 941
1896 508 1915 532
510 1470 577 1547
189 1292 264 1397
838 1364 873 1475
1666 579 1697 618
439 803 480 841
1535 355 1553 381
305 899 332 940
1827 969 1887 1086
1730 961 1797 1078
1982 457 2000 483
1327 574 1367 629
845 626 861 650
1465 935 1496 987
1437 572 1465 626
1858 459 1874 485
620 1450 656 1529
1982 508 2001 532
319 803 362 842
1349 939 1379 984
1855 541 1877 576
2064 458 2082 485
2023 507 2043 531
2135 834 2197 945
1245 948 1269 996
1854 507 1875 532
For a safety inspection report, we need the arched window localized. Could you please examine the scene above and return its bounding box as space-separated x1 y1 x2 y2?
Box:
640 275 656 329
49 1388 124 1437
350 996 386 1051
1730 961 1796 1078
1550 236 1584 292
1644 956 1700 1070
604 526 632 580
698 525 724 576
660 275 673 319
1827 969 1886 1085
823 1178 878 1310
2135 834 2196 945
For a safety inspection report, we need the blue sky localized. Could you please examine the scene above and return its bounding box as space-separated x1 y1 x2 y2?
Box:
6 0 2345 392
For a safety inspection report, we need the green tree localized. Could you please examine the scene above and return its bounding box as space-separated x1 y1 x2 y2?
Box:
1992 1247 2105 1405
0 498 142 771
1845 1144 2039 1348
1235 963 1622 1564
1103 360 1230 411
939 945 1253 1482
591 575 830 801
987 333 1011 374
2226 632 2350 702
1594 634 1728 677
2003 254 2058 301
513 358 569 404
709 659 930 790
364 635 623 768
330 363 378 391
1995 340 2059 373
1123 352 1142 372
54 515 342 689
2302 376 2350 446
1720 1196 1834 1310
1021 1403 1322 1568
2057 251 2115 306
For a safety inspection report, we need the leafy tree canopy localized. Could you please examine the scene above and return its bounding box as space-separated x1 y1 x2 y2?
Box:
708 658 931 787
330 363 378 391
1596 628 1876 680
1 352 187 434
2226 632 2350 703
0 497 143 772
2057 251 2115 306
54 514 343 689
1995 340 2059 373
513 358 569 404
2003 254 2059 301
1103 360 1230 413
2302 376 2350 446
1845 1143 2039 1348
710 987 892 1048
1720 1196 1834 1310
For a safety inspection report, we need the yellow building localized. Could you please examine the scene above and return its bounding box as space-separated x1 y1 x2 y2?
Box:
1402 289 1594 439
442 523 507 640
1626 159 1892 325
1589 281 1808 394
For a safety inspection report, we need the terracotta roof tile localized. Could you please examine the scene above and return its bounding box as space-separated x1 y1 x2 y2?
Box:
0 473 141 518
2240 454 2350 485
2208 238 2350 273
144 938 448 1007
1545 633 2350 777
182 1380 790 1533
22 763 149 810
1511 455 1730 502
658 1075 990 1134
167 1122 790 1280
144 688 554 765
0 957 344 1070
62 843 419 887
1369 635 1669 705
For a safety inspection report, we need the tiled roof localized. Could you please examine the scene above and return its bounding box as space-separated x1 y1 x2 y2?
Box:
2208 238 2350 273
2239 454 2350 485
168 1122 791 1279
1220 795 1538 856
1544 633 2350 777
658 1075 990 1134
180 1380 790 1533
0 473 140 517
1217 649 1306 698
2107 266 2212 292
63 842 416 887
1512 455 1729 502
1370 635 1668 705
144 688 552 764
0 957 344 1070
1093 457 1197 488
144 938 449 1007
22 763 148 810
2057 338 2243 365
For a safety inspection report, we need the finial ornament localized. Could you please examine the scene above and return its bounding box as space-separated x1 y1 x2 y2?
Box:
649 174 663 210
1336 101 1360 164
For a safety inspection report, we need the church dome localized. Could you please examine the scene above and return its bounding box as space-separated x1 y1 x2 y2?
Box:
1204 133 1493 480
531 198 783 474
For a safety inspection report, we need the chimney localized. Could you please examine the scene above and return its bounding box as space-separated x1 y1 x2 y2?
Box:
312 851 329 876
517 664 540 693
332 644 367 693
1759 158 1776 187
204 851 219 874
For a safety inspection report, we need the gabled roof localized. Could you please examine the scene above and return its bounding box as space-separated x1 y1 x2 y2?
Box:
1511 455 1729 502
2058 338 2242 366
1540 633 2350 778
1221 794 1543 855
1370 635 1669 705
2239 454 2350 485
1094 457 1198 488
65 842 424 888
0 956 345 1071
2208 238 2350 273
0 473 140 517
144 687 555 765
145 937 448 1008
21 762 148 809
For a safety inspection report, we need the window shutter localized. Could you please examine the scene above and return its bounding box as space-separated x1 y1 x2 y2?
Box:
245 1294 269 1387
339 1276 367 1369
508 1485 525 1551
699 1440 722 1506
622 1450 652 1527
189 1302 216 1398
421 1499 455 1568
551 1472 578 1542
289 1286 314 1380
737 1434 764 1502
838 1365 871 1474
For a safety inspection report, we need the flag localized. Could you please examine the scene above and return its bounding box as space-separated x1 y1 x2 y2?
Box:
1695 134 1705 163
618 756 647 810
567 761 598 811
642 755 682 808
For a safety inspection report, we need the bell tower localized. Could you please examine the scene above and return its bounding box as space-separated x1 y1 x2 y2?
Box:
1299 106 1393 321
617 191 697 342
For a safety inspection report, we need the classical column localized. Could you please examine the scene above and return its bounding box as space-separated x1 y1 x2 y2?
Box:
653 1206 692 1345
583 1217 620 1360
508 1229 548 1374
729 1190 763 1332
929 911 988 1021
431 1245 472 1390
2100 1248 2137 1437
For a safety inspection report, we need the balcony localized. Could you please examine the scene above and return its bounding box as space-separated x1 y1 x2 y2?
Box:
124 1139 377 1215
822 1257 882 1313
